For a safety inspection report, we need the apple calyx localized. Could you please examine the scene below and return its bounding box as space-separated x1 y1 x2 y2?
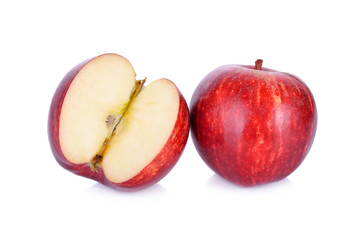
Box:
255 59 263 70
89 78 147 171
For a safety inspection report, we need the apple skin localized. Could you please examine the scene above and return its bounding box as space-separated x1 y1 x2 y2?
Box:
48 56 190 191
190 63 317 186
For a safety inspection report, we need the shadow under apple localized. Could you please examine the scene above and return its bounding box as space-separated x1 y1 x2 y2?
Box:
86 182 169 197
205 173 294 192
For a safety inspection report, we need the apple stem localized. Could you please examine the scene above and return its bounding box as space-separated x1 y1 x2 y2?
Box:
90 78 147 171
255 59 263 70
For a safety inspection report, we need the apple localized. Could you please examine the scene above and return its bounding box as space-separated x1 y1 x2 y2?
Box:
190 59 317 186
48 53 190 190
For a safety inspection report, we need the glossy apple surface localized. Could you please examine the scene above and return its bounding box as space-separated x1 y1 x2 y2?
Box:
48 53 189 190
190 60 317 186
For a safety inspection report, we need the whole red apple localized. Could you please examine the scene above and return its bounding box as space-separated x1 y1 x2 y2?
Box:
190 60 317 186
48 53 189 190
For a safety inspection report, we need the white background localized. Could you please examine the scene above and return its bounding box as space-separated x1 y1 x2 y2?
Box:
1 0 363 239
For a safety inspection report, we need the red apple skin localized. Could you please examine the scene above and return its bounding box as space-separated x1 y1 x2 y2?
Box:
48 55 190 191
190 64 317 186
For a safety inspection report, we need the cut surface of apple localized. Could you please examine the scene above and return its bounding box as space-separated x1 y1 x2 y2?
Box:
101 80 179 183
49 53 189 189
59 54 137 166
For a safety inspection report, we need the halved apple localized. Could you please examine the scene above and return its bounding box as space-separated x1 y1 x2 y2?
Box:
48 53 190 190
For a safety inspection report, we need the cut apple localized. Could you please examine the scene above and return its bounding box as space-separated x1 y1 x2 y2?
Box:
48 53 190 190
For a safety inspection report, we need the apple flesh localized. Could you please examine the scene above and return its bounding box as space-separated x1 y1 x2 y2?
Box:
48 53 189 190
190 60 317 186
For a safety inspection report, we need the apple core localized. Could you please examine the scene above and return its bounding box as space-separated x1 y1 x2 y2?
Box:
90 79 146 170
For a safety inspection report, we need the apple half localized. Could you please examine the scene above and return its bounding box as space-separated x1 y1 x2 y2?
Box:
48 53 190 190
